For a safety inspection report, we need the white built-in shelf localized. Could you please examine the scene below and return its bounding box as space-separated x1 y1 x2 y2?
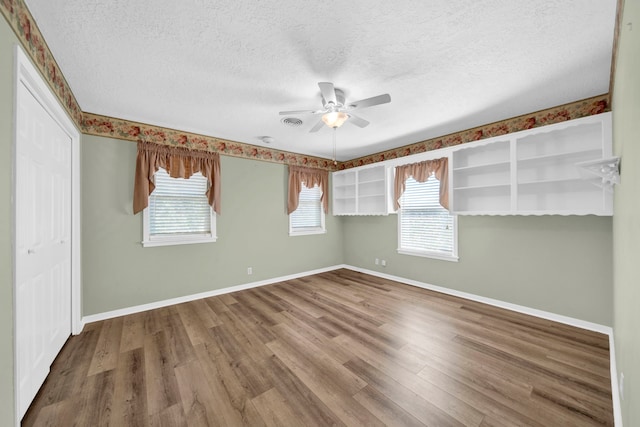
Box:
517 148 603 164
451 140 511 204
518 177 589 186
453 160 511 172
450 112 613 216
453 139 511 168
332 164 388 216
358 178 385 185
333 113 613 217
453 183 512 191
453 167 510 188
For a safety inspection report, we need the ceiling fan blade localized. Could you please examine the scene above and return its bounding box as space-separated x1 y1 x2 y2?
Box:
348 93 391 110
309 119 325 133
318 82 337 105
348 113 370 128
309 118 326 133
279 109 317 116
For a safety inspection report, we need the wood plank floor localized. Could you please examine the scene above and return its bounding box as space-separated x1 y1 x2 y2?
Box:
23 269 614 426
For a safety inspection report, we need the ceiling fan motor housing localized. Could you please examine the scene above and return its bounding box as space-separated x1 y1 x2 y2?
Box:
323 88 346 109
279 82 391 132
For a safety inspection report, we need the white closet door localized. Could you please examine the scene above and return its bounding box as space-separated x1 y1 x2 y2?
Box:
15 81 72 419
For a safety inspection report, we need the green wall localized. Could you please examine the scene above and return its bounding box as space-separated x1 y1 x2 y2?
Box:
612 0 640 424
343 214 613 325
82 136 614 326
2 4 627 424
81 135 344 315
0 18 17 426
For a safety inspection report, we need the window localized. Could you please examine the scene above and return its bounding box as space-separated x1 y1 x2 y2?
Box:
398 175 458 261
289 183 326 236
143 168 216 247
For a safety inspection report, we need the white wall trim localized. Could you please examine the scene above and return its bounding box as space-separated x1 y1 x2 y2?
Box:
344 265 611 333
609 333 623 427
13 44 82 427
342 264 622 426
13 45 82 336
79 263 622 426
82 264 347 325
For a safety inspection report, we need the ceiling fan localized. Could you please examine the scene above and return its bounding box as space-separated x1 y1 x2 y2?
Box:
279 82 391 132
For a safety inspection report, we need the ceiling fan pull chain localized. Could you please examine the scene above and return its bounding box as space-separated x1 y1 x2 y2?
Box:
333 127 337 165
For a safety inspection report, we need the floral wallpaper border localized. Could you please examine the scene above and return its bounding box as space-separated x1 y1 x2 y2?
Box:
339 94 610 170
1 0 83 126
83 113 337 170
85 94 609 172
2 0 611 172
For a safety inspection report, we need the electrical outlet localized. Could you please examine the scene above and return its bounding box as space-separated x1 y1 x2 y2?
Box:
247 267 253 275
620 372 625 400
381 260 387 267
375 258 379 265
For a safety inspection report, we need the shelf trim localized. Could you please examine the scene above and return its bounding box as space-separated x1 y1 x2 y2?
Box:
514 209 612 215
333 211 389 216
452 210 516 216
453 183 511 191
452 160 511 172
517 176 598 186
358 177 386 185
358 193 386 199
453 209 612 216
516 147 602 164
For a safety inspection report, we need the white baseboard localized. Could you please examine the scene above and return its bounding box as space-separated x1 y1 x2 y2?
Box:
83 262 610 334
609 333 623 427
344 265 611 334
342 264 622 426
80 263 622 426
81 264 346 325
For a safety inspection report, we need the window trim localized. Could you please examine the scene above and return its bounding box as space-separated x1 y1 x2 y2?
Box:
289 223 326 236
396 174 459 262
142 209 217 247
289 183 326 237
142 171 217 248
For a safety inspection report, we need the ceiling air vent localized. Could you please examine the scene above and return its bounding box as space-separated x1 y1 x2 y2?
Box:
281 117 303 127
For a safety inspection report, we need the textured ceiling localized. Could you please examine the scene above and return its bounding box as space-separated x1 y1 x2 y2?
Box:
24 0 617 161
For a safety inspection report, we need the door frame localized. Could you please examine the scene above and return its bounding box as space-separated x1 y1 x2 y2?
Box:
12 44 82 424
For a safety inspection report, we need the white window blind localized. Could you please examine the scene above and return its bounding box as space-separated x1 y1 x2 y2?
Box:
398 175 456 259
290 183 325 235
143 168 216 246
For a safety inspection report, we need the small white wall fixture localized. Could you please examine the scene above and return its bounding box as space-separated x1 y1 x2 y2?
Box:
576 156 621 191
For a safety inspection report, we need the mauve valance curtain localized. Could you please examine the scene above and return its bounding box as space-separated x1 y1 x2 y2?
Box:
133 141 221 215
394 158 449 210
287 166 329 214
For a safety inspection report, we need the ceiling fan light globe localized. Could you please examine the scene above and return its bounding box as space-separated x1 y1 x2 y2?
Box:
322 111 349 128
